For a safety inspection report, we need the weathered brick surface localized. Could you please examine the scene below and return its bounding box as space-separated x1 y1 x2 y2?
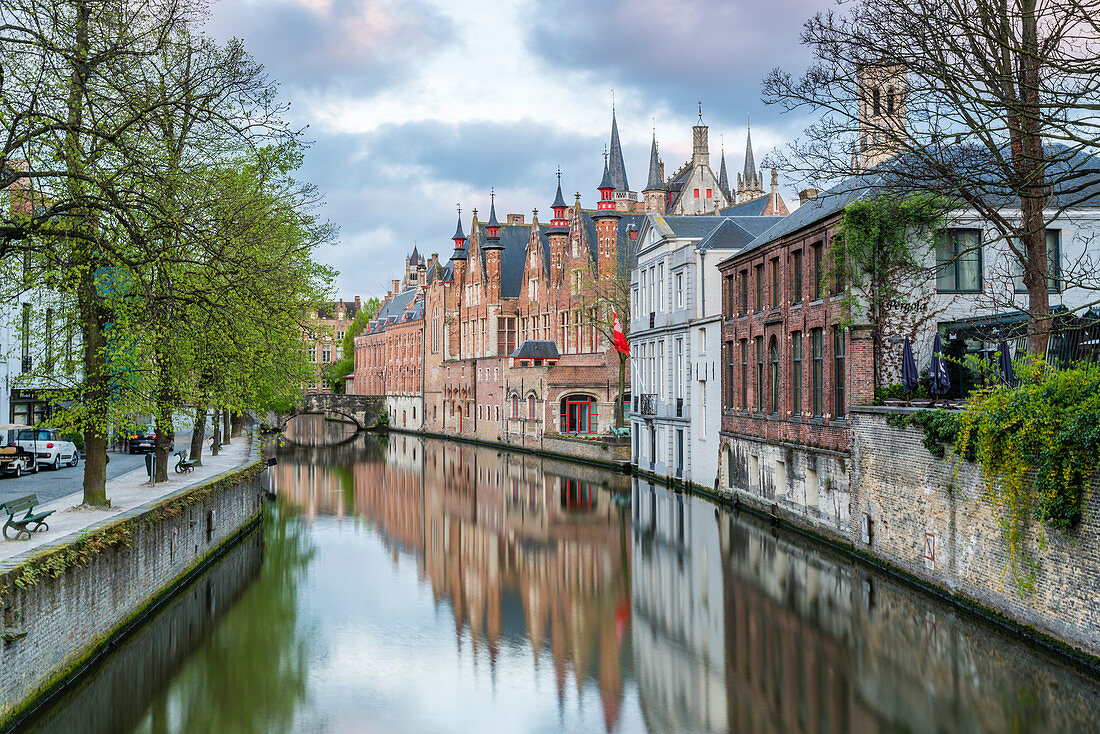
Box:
849 406 1100 658
0 462 264 721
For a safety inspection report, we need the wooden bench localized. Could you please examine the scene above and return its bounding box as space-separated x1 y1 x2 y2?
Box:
2 494 55 540
609 426 631 439
174 451 197 474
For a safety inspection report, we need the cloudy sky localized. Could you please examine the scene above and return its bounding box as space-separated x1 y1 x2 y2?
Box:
205 0 830 298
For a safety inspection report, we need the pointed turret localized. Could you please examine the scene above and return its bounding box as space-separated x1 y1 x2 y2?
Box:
718 147 732 201
607 110 629 192
643 132 667 215
549 169 569 232
485 190 502 243
743 124 757 181
595 151 620 219
451 206 467 260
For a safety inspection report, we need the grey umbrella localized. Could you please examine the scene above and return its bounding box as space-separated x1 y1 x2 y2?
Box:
998 341 1016 387
930 334 952 397
901 338 919 397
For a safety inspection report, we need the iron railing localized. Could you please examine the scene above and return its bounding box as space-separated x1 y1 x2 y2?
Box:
639 393 657 416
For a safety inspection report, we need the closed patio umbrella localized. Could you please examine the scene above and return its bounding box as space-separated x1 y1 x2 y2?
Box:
901 338 919 397
930 333 952 398
998 340 1016 388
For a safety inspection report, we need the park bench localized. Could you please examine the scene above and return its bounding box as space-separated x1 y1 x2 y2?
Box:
175 451 197 474
2 494 55 540
609 426 631 439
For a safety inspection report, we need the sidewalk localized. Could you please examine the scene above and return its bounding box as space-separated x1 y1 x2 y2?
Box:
0 436 255 567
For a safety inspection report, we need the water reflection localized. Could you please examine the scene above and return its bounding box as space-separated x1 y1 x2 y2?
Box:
21 415 1100 733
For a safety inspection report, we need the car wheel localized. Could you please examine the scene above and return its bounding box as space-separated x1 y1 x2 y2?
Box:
53 455 61 470
12 464 20 479
69 453 79 468
31 460 38 474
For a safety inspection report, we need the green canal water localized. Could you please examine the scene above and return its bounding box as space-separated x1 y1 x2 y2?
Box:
17 418 1100 733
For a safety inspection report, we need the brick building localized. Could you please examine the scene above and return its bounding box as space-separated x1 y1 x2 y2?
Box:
303 297 361 393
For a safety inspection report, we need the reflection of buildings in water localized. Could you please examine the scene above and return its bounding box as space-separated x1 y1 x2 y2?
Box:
631 479 728 733
280 430 635 731
718 511 1100 734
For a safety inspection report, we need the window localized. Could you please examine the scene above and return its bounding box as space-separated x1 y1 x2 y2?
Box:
936 229 982 292
321 347 331 363
560 395 597 435
833 243 844 295
811 329 823 417
754 265 763 312
706 188 712 198
658 263 665 311
834 328 846 418
44 308 53 372
726 341 736 410
529 278 538 300
675 272 684 308
791 331 802 415
755 337 764 411
527 394 536 419
725 275 734 318
740 340 748 408
792 250 802 303
739 271 748 316
887 86 896 115
432 308 440 353
497 317 516 356
1013 230 1061 293
511 394 519 418
694 188 700 198
873 87 881 116
770 258 779 309
769 336 779 415
21 303 30 373
812 244 823 300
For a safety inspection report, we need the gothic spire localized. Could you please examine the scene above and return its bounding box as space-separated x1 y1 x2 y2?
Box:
598 147 615 190
486 189 500 228
718 145 731 200
452 206 465 241
644 132 663 192
743 122 757 183
607 110 629 192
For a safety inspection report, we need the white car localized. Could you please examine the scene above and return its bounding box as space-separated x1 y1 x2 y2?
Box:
15 427 79 470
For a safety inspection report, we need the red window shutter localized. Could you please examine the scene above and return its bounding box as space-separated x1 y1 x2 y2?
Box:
706 189 712 198
694 189 700 198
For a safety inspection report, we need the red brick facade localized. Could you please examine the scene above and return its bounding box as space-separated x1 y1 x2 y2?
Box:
717 210 874 455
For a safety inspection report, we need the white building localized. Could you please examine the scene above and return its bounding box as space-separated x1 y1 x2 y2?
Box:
628 209 783 487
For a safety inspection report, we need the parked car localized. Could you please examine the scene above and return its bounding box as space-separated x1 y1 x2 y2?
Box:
126 431 173 454
0 427 35 477
15 427 79 470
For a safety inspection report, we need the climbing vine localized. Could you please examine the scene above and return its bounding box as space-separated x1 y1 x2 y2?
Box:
884 409 965 459
829 193 948 327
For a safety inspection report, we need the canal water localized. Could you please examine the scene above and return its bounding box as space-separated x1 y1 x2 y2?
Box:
19 416 1100 733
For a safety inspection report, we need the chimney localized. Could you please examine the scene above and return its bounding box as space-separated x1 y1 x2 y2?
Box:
431 252 438 263
799 188 821 206
354 295 361 308
770 168 779 195
506 213 525 225
392 279 400 294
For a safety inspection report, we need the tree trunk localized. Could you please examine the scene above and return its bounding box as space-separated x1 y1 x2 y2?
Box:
190 405 206 465
231 411 244 438
211 411 221 456
617 353 626 428
222 409 231 444
154 412 173 483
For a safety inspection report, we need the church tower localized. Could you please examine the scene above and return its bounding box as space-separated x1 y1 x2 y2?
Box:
642 133 666 215
737 123 764 203
858 63 907 169
717 143 732 202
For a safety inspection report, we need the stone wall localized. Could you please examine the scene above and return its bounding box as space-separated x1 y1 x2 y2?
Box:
0 457 265 726
717 432 851 539
849 405 1100 659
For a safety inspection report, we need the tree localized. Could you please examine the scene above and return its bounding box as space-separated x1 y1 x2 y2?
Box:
580 234 632 428
763 0 1100 355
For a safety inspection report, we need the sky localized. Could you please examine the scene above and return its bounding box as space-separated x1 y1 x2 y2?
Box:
205 0 831 299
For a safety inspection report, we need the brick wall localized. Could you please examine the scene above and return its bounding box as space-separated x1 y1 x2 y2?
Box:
0 458 264 724
849 406 1100 658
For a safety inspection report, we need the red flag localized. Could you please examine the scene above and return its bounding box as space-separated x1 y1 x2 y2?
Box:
612 312 630 355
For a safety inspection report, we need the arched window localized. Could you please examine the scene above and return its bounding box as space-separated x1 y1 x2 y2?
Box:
769 336 780 415
495 406 500 421
560 395 597 435
511 394 519 419
527 394 536 419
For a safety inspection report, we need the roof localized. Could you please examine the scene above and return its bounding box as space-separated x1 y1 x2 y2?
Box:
608 111 629 192
698 216 785 251
652 215 730 239
645 134 663 192
452 213 465 241
579 210 645 274
598 158 614 190
720 196 776 217
317 299 360 320
742 125 757 181
551 177 567 209
511 340 560 359
474 222 533 298
486 196 500 228
368 287 420 333
717 151 731 200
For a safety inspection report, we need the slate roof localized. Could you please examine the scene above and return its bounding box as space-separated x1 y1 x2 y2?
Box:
578 211 645 275
719 196 775 217
475 222 533 298
608 111 630 192
698 216 785 251
653 215 730 239
317 299 360 319
511 340 560 360
645 135 663 192
367 287 420 333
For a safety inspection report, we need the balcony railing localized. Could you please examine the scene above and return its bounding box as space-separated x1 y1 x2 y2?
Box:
676 397 683 417
639 393 657 416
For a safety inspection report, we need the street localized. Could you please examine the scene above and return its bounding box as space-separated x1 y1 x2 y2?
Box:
0 431 194 506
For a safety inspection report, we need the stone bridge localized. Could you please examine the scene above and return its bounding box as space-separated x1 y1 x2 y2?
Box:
284 393 386 432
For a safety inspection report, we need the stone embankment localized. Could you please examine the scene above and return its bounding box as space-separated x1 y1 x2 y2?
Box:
0 436 265 728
